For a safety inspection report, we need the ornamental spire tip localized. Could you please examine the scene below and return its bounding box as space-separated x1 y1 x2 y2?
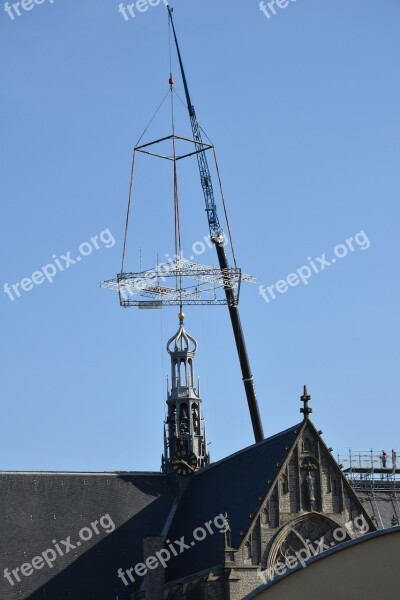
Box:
300 385 312 420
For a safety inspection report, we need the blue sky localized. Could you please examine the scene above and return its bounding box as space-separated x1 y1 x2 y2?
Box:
1 0 399 471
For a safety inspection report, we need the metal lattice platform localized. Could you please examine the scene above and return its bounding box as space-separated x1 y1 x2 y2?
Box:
101 258 256 308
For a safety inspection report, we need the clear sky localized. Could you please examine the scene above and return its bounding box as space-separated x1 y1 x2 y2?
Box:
1 0 399 472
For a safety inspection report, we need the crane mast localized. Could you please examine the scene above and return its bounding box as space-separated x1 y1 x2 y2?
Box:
168 7 264 443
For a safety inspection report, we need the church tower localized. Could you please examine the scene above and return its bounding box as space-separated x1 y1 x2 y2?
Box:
162 312 209 473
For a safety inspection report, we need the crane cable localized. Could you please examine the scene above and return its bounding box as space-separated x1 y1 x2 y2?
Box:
169 10 183 304
213 148 238 270
121 149 136 273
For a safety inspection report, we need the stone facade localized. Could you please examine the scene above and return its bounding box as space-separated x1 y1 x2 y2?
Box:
221 421 374 600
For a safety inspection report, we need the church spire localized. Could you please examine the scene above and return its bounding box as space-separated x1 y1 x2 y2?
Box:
162 312 209 473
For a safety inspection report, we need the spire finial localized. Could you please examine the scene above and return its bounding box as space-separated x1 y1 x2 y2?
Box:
300 385 312 420
167 311 197 355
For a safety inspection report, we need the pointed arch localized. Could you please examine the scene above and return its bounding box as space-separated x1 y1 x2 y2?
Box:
281 473 289 495
264 512 351 569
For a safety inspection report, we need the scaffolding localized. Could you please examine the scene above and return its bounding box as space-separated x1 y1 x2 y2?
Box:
337 450 400 492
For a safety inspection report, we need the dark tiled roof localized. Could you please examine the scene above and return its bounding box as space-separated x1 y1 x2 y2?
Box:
164 424 302 582
356 489 400 529
0 423 303 597
0 472 175 599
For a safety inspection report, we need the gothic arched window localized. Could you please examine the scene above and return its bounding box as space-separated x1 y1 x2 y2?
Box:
245 541 252 560
179 404 189 435
188 358 194 387
192 404 200 434
179 359 186 387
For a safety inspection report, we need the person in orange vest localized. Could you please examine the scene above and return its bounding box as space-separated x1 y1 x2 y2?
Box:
381 450 388 468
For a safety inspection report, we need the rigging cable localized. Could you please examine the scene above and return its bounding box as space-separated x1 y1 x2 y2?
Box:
212 148 238 269
121 149 136 273
169 10 183 308
135 88 171 148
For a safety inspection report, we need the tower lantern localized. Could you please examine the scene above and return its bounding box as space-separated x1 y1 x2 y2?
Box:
162 313 209 473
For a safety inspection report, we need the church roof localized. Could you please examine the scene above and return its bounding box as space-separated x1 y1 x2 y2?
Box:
164 423 303 582
0 471 175 599
0 424 302 598
357 489 400 529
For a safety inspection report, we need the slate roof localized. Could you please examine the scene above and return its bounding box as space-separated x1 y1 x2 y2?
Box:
164 423 302 583
0 472 175 599
0 424 302 598
3 421 387 598
357 489 400 529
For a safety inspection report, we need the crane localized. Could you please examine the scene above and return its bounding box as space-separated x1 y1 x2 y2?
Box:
167 6 264 443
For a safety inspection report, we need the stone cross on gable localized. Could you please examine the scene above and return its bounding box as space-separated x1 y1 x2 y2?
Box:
300 385 312 419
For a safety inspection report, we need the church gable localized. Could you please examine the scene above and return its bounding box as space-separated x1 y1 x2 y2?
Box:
227 404 375 593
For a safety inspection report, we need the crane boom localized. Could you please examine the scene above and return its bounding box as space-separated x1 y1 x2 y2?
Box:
168 7 264 443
